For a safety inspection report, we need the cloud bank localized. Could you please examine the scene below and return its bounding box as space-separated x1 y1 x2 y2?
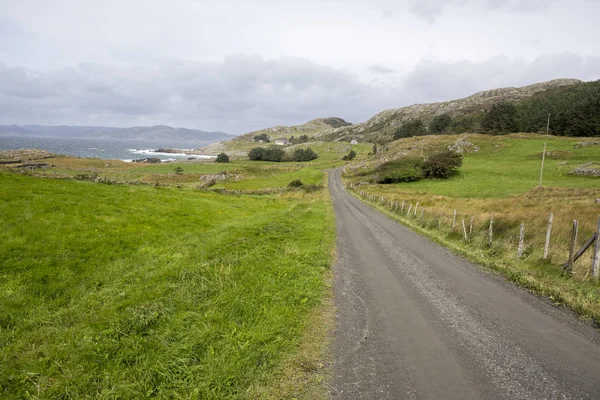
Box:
1 53 599 133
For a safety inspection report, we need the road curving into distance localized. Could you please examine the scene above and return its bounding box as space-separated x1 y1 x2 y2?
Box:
329 168 600 400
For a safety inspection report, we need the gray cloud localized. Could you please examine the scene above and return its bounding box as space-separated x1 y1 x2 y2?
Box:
369 64 396 75
410 0 560 23
1 53 599 133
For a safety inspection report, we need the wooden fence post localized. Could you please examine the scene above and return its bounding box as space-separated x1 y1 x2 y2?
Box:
469 216 474 236
407 204 412 217
420 208 424 225
543 213 553 260
438 214 443 230
488 215 494 246
517 223 525 259
462 219 468 241
566 220 578 273
592 217 600 279
452 210 457 231
414 201 419 217
401 201 405 213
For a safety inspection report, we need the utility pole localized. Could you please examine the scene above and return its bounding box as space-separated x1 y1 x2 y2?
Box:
539 142 547 188
546 113 551 136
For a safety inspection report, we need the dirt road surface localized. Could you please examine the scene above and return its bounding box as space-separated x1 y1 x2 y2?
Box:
329 168 600 399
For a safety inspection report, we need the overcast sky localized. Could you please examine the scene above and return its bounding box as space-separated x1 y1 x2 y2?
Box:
1 0 599 133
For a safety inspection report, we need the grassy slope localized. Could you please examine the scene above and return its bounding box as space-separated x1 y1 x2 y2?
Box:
0 172 334 398
389 134 599 197
346 133 600 323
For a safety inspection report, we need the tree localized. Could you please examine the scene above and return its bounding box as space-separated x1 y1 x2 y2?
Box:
248 147 265 160
342 149 357 161
421 150 463 179
215 153 230 163
253 133 270 142
430 114 452 134
174 166 184 175
483 102 519 133
292 147 318 162
263 146 286 162
394 119 427 139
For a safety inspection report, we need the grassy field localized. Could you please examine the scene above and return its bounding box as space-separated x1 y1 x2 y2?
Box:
32 140 371 191
0 171 335 398
345 133 600 323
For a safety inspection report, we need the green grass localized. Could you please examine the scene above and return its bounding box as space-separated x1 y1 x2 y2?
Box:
215 166 324 190
0 172 334 398
385 135 599 198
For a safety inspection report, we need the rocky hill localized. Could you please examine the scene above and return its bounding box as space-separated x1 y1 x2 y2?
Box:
315 78 582 143
233 117 352 142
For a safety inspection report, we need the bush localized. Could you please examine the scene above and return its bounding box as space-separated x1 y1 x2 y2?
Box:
174 166 184 175
394 119 426 139
342 149 357 161
431 114 453 134
248 146 285 162
253 133 270 142
292 147 318 162
287 179 304 188
421 150 463 179
215 153 230 163
264 146 286 162
374 158 423 184
248 147 265 161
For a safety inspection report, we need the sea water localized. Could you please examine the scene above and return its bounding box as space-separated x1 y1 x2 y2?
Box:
0 136 217 161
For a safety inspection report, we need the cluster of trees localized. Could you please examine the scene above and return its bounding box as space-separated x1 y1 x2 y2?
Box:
290 135 309 144
292 147 318 162
248 146 318 162
374 150 463 184
253 133 270 142
392 81 600 139
482 81 600 136
248 146 285 162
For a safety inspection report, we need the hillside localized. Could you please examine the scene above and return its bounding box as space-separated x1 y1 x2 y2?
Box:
317 78 584 143
233 117 352 142
0 124 234 143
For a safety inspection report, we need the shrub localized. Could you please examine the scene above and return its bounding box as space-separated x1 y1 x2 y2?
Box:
394 119 426 139
431 114 452 134
421 150 463 179
215 153 230 163
375 157 423 184
287 179 304 188
253 133 270 142
292 147 318 162
342 149 357 161
264 146 286 162
174 166 184 175
248 147 265 160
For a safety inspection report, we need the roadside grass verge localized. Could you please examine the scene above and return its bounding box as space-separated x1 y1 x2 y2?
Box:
0 172 334 398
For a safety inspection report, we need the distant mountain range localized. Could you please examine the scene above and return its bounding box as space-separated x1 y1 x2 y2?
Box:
0 124 234 143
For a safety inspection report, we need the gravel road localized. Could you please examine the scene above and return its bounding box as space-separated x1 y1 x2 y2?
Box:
329 168 600 400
